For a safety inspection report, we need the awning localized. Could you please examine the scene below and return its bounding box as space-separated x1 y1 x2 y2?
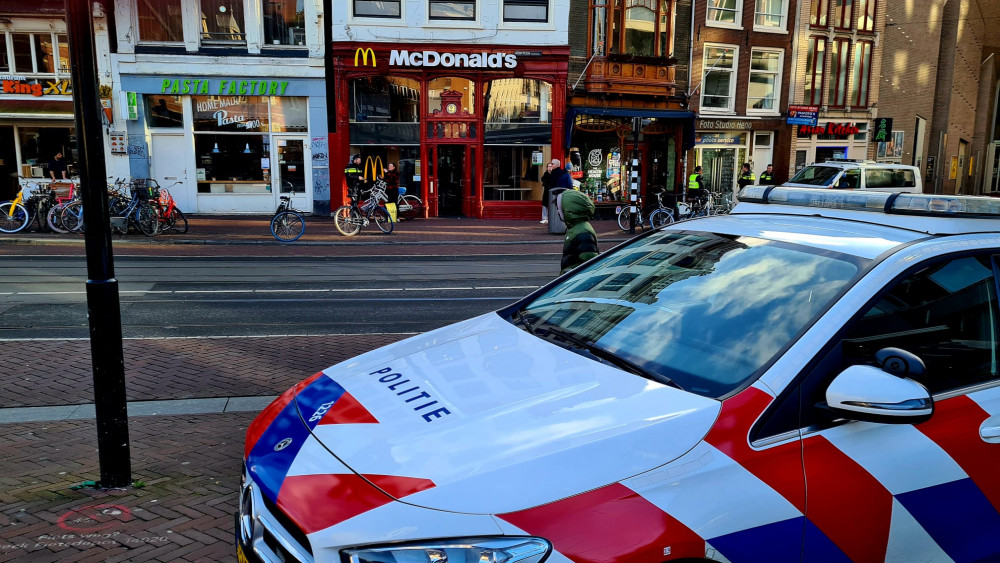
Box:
566 107 696 150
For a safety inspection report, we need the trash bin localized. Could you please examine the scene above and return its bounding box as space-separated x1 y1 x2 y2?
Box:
548 188 567 235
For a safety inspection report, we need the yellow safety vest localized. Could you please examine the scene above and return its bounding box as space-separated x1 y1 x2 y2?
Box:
688 174 701 191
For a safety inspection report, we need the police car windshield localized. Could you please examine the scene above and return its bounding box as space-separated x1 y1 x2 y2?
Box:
514 231 865 398
788 165 841 186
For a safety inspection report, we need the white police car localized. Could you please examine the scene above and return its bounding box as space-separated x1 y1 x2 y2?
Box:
239 187 1000 563
783 160 923 193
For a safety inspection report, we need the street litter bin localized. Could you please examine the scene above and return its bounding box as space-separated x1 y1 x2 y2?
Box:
548 188 567 235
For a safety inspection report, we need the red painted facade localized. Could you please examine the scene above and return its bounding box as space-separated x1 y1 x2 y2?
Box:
330 43 569 219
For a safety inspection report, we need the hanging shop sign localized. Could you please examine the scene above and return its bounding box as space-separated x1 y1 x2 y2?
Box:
160 78 290 96
1 75 72 96
798 123 860 136
352 47 518 69
787 105 819 126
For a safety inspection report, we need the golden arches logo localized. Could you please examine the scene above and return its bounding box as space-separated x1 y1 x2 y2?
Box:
364 156 384 181
354 48 377 67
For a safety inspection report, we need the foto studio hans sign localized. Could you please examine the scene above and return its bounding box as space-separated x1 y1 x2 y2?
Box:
354 47 518 69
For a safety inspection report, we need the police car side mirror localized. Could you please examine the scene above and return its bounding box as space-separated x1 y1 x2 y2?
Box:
821 365 934 424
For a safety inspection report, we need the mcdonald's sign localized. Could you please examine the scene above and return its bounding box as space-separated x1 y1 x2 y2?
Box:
364 156 384 181
354 47 377 67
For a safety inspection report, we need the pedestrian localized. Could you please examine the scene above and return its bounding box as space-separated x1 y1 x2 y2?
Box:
552 159 573 190
557 189 599 274
344 154 364 202
759 163 775 185
540 161 554 224
737 163 756 190
383 162 400 205
687 165 705 203
48 152 68 181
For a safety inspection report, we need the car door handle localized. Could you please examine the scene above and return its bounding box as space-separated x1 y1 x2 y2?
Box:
981 417 1000 444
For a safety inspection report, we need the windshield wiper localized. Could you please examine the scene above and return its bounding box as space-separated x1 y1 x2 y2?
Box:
512 309 539 336
537 324 683 391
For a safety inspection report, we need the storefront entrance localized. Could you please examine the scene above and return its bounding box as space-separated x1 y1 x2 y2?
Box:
431 145 467 216
273 136 309 210
700 147 740 194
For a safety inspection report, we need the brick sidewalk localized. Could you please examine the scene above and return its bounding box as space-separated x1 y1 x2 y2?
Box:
0 335 418 561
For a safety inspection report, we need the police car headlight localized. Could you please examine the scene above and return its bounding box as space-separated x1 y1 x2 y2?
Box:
342 537 550 563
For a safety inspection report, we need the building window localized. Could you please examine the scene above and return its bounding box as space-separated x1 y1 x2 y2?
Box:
706 0 741 26
856 0 876 32
503 0 548 22
754 0 786 30
804 36 826 106
810 0 827 27
4 33 70 77
354 0 402 18
145 95 184 128
201 0 246 43
429 0 476 20
748 49 781 113
850 40 873 107
590 0 673 58
263 0 306 45
136 0 184 42
700 45 737 112
831 0 853 30
828 38 850 108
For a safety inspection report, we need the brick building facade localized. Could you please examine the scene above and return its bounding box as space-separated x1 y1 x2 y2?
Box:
688 0 799 195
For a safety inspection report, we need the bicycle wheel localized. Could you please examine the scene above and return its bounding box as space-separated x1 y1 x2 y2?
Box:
617 207 642 231
47 203 69 233
167 209 189 234
333 205 361 236
676 202 692 220
270 210 305 241
373 205 393 234
398 195 423 220
136 205 160 236
61 202 85 233
0 202 30 233
649 209 675 229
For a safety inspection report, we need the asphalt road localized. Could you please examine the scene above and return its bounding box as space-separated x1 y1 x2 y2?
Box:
0 254 560 339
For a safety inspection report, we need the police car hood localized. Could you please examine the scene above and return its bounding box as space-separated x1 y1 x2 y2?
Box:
292 312 721 514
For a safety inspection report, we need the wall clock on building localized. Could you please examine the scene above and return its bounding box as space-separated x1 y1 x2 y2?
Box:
445 102 458 115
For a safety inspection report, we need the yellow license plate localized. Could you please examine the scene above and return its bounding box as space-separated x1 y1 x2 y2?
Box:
237 544 251 563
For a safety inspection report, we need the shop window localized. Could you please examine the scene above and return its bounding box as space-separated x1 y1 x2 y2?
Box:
485 79 553 145
831 0 853 30
17 127 76 176
429 0 476 20
849 40 872 107
349 77 421 145
354 0 402 17
4 33 68 77
809 0 827 27
428 77 475 114
754 0 785 30
828 38 849 108
503 0 548 22
12 34 35 74
483 146 548 201
856 0 876 32
201 0 246 43
263 0 306 46
195 134 269 192
145 95 184 128
747 49 781 113
193 95 269 132
706 0 741 27
270 96 309 132
57 35 70 72
590 0 672 58
700 45 737 112
137 0 184 42
804 36 826 107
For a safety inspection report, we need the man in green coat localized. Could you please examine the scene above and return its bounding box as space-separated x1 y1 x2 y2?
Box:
558 189 599 274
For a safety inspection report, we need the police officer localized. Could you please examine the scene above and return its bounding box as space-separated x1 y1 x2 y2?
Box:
687 166 706 210
345 154 364 201
759 163 775 185
737 163 756 190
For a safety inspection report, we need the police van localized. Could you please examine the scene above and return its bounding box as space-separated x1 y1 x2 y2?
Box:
239 187 1000 563
782 160 923 193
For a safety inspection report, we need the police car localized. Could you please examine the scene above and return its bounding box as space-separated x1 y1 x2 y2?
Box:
783 160 923 193
239 187 1000 563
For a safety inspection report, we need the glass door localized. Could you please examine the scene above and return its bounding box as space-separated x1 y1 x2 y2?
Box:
272 136 310 210
434 145 467 216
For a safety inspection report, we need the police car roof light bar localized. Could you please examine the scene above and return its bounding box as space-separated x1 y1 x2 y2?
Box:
737 186 1000 218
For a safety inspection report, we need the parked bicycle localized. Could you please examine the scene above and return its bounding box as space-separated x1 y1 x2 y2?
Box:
396 186 424 220
156 182 188 234
109 179 160 236
647 191 677 229
271 190 306 242
334 179 393 236
0 178 58 234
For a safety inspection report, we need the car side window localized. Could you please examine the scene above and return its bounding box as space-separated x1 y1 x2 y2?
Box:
841 255 1000 395
865 169 891 188
838 168 860 189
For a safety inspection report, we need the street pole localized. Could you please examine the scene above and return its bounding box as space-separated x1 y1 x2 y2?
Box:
65 0 132 488
629 117 640 235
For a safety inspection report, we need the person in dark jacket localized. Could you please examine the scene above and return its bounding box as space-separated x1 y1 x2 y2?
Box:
552 160 574 190
540 161 554 224
737 163 756 189
383 162 400 204
557 189 599 274
345 154 364 201
759 163 775 185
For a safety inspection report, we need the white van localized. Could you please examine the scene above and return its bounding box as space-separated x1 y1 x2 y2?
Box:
782 160 923 193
